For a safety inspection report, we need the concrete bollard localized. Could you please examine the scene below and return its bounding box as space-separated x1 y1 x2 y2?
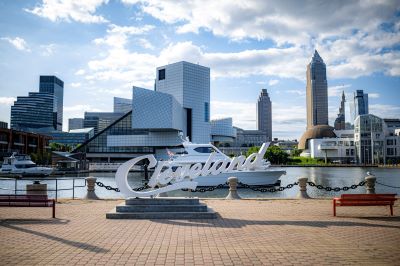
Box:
85 177 100 200
26 181 47 195
226 177 241 200
365 172 376 194
297 177 311 199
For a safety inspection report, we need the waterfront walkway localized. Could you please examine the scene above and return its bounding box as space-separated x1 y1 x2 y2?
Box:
0 199 399 265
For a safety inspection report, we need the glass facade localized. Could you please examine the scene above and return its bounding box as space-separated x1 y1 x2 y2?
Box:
68 118 84 131
306 50 328 129
11 92 57 132
354 90 369 117
354 114 384 164
257 89 272 142
113 97 132 113
39 76 64 131
84 112 125 135
75 111 154 154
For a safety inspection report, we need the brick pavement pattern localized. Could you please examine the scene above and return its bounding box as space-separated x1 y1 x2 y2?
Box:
0 199 399 265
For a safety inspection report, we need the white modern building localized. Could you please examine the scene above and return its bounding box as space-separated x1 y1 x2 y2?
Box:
303 114 400 164
74 61 212 162
211 118 236 144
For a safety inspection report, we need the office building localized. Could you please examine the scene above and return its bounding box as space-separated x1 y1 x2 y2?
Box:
47 128 94 147
83 112 125 135
113 97 132 113
68 118 84 131
306 50 328 129
0 121 8 129
39 76 64 130
11 92 58 132
299 51 335 150
257 89 272 142
334 91 346 130
354 90 368 118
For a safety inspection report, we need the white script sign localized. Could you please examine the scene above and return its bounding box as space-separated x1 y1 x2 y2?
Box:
115 143 269 198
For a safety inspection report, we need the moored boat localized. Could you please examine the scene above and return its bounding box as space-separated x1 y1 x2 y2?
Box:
0 153 53 176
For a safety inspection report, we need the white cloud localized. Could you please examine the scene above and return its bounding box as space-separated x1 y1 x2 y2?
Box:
70 82 81 88
369 93 380 99
268 79 279 86
0 97 16 105
369 104 400 119
211 100 256 129
1 37 30 51
75 69 86 75
93 24 154 48
25 0 109 23
127 0 399 45
287 90 305 96
137 38 154 50
40 43 56 56
328 84 351 97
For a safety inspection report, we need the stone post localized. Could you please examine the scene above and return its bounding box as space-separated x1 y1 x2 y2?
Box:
365 173 376 194
226 177 241 200
297 177 311 199
26 181 47 195
85 177 100 200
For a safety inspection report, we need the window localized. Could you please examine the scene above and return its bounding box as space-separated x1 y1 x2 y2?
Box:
158 69 165 80
194 147 216 153
204 102 210 122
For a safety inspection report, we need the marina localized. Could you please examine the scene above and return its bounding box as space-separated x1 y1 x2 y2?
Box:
1 167 399 199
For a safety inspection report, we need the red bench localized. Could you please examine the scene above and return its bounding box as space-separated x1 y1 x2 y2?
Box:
0 194 56 218
333 194 397 216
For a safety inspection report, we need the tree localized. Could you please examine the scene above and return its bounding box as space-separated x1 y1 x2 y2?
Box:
290 147 302 157
265 146 289 165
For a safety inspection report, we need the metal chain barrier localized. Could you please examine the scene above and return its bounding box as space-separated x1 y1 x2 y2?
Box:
182 183 227 193
237 181 299 192
95 181 150 192
376 181 400 189
307 181 366 192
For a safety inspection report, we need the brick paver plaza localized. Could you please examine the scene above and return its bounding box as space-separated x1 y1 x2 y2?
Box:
1 199 399 265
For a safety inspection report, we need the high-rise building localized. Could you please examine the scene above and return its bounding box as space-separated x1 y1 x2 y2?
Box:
11 92 57 132
155 61 210 143
113 97 132 114
257 89 272 142
306 50 328 129
299 51 335 150
68 118 84 131
334 91 346 130
39 76 64 130
354 90 368 117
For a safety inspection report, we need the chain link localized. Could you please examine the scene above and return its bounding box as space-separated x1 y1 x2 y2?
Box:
237 181 299 193
182 183 226 193
307 181 366 192
95 181 150 192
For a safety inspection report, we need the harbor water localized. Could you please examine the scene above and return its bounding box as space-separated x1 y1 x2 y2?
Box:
0 167 399 199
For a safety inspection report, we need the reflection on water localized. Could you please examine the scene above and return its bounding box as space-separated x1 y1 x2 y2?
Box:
0 167 399 199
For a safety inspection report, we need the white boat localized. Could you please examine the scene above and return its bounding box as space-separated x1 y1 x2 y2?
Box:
166 140 285 186
0 153 53 176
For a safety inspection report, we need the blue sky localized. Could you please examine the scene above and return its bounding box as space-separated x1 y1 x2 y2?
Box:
0 0 399 140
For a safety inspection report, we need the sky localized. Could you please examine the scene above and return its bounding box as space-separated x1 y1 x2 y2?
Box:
0 0 399 140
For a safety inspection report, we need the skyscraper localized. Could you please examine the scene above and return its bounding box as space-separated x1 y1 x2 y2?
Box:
11 92 57 131
39 76 64 130
306 50 328 129
354 90 368 117
334 91 346 130
257 89 272 142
